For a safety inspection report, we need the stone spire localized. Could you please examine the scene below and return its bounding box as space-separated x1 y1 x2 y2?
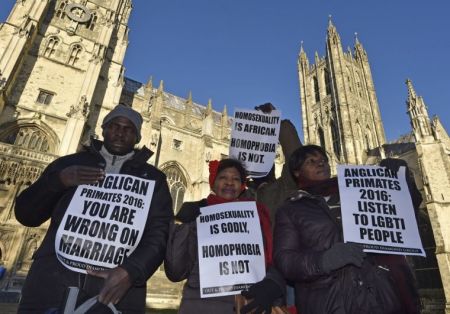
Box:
151 80 165 129
145 76 153 90
183 91 193 127
354 32 367 60
221 104 229 139
326 15 341 45
202 99 214 138
406 79 433 141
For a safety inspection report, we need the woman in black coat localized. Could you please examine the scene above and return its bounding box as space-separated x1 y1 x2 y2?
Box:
273 145 421 314
164 159 285 314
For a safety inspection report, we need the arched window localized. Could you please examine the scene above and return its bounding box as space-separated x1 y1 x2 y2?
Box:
44 36 59 58
162 165 187 213
330 120 341 159
356 122 364 156
87 12 97 30
313 76 320 102
18 237 38 271
346 67 353 92
0 127 52 153
56 0 68 19
356 72 363 97
68 44 82 66
324 69 331 95
365 128 374 151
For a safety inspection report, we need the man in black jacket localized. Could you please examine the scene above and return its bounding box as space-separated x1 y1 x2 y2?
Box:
15 104 173 313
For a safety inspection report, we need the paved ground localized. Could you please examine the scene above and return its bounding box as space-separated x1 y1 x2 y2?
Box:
0 303 178 313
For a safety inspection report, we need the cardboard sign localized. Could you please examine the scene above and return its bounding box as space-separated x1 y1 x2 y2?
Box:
230 108 281 178
55 174 155 273
197 202 266 298
338 165 425 256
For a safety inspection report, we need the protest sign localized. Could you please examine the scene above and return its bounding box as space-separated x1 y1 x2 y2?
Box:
55 174 156 273
197 201 266 298
338 164 425 256
229 108 281 177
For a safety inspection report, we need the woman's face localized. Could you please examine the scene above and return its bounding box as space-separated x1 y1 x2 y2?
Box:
213 167 242 200
293 151 331 184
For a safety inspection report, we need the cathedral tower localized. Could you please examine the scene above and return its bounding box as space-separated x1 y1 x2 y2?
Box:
0 0 131 156
298 18 386 168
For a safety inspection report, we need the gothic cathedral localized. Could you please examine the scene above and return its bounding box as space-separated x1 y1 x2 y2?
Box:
0 1 449 313
298 18 450 313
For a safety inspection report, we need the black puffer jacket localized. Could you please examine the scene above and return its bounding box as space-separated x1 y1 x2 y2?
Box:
15 140 173 313
274 190 419 314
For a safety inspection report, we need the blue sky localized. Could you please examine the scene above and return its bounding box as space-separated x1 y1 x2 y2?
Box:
1 0 449 142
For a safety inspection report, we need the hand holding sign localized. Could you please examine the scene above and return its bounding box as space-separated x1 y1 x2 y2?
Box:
379 158 408 174
320 242 366 274
241 278 283 314
87 266 131 305
254 102 276 114
60 165 105 187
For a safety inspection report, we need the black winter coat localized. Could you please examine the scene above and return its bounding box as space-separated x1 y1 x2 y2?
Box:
165 195 285 314
15 140 173 313
274 191 419 314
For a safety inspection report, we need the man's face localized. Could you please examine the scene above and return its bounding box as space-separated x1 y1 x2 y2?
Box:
102 116 138 155
294 151 331 184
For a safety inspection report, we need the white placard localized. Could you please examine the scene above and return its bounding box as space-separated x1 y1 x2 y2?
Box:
338 165 425 256
229 108 281 178
197 202 266 298
55 174 155 273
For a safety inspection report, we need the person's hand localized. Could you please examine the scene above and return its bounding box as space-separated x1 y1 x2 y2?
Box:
87 267 132 305
241 278 283 314
175 202 201 223
254 102 276 114
59 165 105 187
320 242 366 273
379 158 408 174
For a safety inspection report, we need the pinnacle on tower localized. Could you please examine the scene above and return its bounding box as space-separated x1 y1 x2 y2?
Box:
406 79 417 101
328 14 333 28
186 91 193 104
353 31 366 58
405 79 433 140
157 80 164 94
222 104 227 116
206 99 213 114
298 40 308 65
326 15 341 48
145 76 153 89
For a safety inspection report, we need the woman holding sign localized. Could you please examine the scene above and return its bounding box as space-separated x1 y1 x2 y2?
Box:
165 159 286 314
273 145 421 314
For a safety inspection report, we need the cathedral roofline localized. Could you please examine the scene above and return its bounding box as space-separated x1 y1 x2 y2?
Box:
123 77 227 124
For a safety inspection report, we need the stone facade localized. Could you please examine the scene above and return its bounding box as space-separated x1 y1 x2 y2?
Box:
0 1 449 312
298 19 450 313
